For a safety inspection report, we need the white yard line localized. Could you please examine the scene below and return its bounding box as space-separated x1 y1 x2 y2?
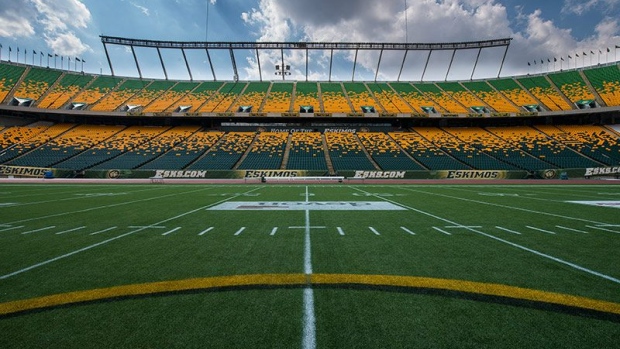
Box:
302 287 316 349
432 226 452 235
369 227 381 235
21 226 56 235
55 226 86 235
400 187 612 226
0 186 165 208
526 226 557 235
586 225 620 234
302 185 316 349
6 187 217 225
555 225 588 234
400 226 415 235
337 227 345 236
162 227 182 236
0 187 263 280
234 227 246 236
270 227 278 236
90 226 117 236
198 227 214 236
353 187 620 285
0 225 24 233
495 226 522 235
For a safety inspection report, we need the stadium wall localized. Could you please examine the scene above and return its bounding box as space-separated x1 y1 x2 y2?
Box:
2 165 606 180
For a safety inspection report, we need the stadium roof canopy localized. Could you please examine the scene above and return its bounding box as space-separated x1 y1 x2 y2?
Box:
100 35 512 82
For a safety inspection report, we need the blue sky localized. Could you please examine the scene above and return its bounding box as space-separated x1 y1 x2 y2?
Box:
0 0 618 81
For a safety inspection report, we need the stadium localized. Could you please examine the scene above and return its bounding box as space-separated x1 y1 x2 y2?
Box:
1 1 620 347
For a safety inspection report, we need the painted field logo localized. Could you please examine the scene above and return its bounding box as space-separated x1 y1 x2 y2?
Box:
353 171 406 179
445 170 506 180
209 201 406 211
154 170 207 178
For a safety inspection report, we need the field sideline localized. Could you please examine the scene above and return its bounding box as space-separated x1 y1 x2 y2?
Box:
0 182 619 348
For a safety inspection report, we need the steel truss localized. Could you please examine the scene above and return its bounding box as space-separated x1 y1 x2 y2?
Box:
100 36 512 81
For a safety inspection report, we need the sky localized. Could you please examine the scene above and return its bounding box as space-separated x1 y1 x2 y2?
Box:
0 0 619 81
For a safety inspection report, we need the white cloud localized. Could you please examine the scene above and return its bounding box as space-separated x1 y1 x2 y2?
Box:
45 31 91 56
238 0 620 79
0 9 35 38
0 0 93 56
130 1 150 16
31 0 91 32
562 0 620 15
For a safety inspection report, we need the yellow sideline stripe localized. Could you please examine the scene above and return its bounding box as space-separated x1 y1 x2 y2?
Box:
1 273 619 316
0 274 305 316
311 274 620 315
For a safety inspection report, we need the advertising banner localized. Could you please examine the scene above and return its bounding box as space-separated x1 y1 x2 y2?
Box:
0 165 52 178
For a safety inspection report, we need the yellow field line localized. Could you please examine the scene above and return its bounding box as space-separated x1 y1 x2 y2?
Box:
1 273 619 316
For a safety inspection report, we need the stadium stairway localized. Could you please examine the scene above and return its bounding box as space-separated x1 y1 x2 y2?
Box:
358 132 426 171
186 132 255 170
536 125 619 166
0 64 27 104
284 132 329 171
391 131 470 170
38 72 96 109
236 132 287 170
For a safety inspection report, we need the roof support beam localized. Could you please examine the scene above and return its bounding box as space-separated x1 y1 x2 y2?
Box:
328 49 334 82
99 36 513 82
397 50 408 82
229 47 238 82
256 48 262 82
375 48 384 82
352 48 359 81
470 48 482 80
281 48 285 81
421 50 433 82
205 49 216 81
445 49 456 81
498 44 510 78
130 46 142 79
156 47 168 80
181 48 193 81
103 42 114 76
100 36 512 51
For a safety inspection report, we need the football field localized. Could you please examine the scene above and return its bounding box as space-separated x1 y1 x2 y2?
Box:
0 183 619 348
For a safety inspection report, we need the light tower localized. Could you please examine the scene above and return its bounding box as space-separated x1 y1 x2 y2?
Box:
275 64 291 80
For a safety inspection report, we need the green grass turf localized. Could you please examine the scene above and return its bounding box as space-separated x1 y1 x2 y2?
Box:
0 183 619 348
